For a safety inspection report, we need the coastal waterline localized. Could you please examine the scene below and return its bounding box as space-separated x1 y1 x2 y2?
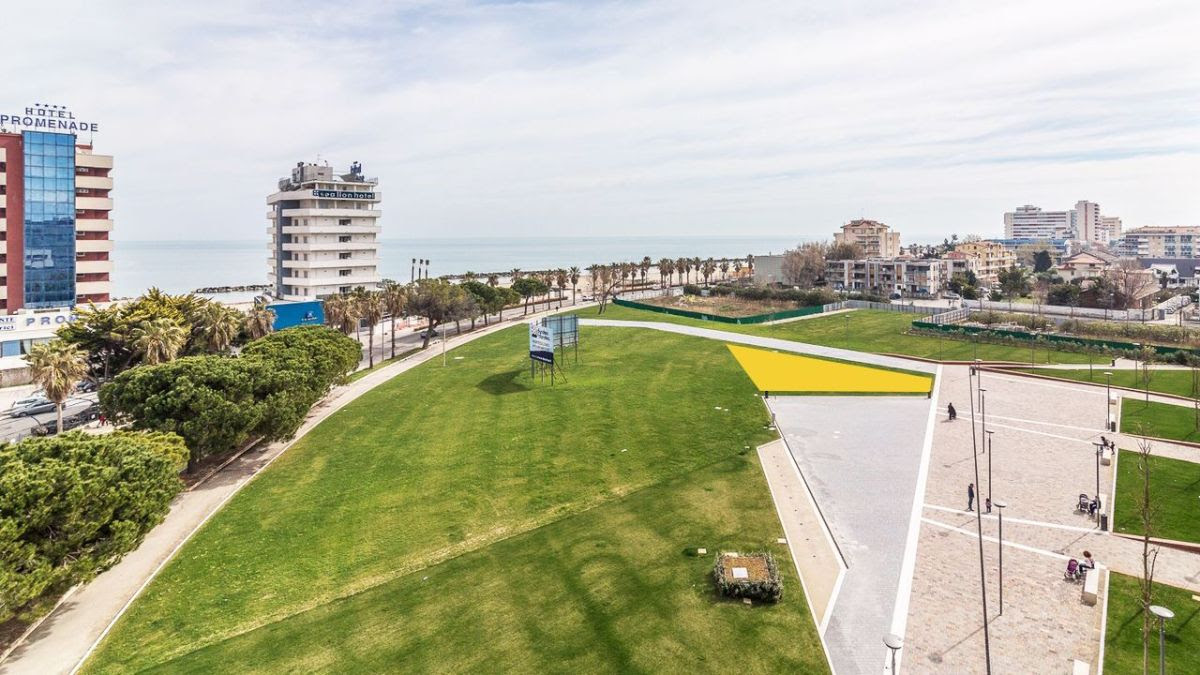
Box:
111 236 802 298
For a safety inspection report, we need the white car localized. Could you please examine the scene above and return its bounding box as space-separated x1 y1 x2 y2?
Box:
8 396 55 418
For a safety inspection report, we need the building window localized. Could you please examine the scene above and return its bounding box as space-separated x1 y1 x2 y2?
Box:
338 235 351 243
339 269 352 277
339 252 352 260
339 218 351 226
21 131 77 309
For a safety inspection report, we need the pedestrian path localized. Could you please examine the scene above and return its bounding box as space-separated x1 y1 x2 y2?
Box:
0 308 571 675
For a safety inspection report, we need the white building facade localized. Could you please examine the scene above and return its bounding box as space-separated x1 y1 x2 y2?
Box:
267 161 381 301
1003 200 1117 245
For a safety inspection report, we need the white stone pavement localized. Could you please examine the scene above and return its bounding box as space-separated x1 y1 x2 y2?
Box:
0 305 581 675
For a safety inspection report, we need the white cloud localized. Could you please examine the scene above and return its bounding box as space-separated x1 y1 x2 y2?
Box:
6 0 1199 241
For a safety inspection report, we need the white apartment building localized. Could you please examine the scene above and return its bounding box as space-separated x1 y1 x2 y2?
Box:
825 257 949 298
1114 226 1200 258
833 219 902 258
1004 200 1117 245
267 161 381 301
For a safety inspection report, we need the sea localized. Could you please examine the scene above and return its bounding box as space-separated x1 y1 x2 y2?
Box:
112 236 802 301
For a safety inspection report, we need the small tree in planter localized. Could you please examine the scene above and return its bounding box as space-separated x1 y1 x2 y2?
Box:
713 552 782 603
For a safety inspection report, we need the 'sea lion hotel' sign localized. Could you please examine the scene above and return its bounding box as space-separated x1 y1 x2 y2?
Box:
0 103 99 133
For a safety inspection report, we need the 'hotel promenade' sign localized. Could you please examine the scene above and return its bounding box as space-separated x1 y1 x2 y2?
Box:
0 104 99 134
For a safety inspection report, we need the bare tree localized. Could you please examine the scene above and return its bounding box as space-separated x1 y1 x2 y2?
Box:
1138 346 1157 407
1111 260 1157 313
1133 434 1160 674
781 242 828 288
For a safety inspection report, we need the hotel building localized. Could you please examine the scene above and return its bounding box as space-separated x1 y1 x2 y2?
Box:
267 161 381 301
0 125 113 313
1004 200 1118 245
1114 226 1200 258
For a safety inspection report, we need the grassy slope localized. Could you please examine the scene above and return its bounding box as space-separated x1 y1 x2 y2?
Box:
86 325 827 673
1012 368 1199 399
1105 572 1199 674
578 303 1093 364
1113 449 1200 543
1120 399 1200 443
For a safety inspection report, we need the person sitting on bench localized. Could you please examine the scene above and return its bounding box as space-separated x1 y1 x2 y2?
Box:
1079 550 1096 573
1088 496 1100 517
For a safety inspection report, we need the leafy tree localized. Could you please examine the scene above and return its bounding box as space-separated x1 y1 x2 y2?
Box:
461 280 496 328
826 241 864 261
0 431 187 623
997 265 1031 307
410 279 466 348
512 277 548 315
1033 250 1053 273
25 340 88 434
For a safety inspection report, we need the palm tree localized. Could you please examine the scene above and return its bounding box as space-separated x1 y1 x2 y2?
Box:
324 295 348 334
747 254 755 277
486 273 499 288
733 259 743 278
360 292 385 368
131 317 186 366
383 283 409 360
510 268 522 284
719 258 730 281
657 258 673 289
568 266 581 304
555 269 568 307
463 271 477 283
244 301 275 340
25 340 88 435
195 302 242 353
702 257 716 286
676 257 689 285
640 256 651 286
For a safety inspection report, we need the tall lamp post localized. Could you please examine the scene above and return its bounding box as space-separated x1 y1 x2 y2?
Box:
985 430 995 506
1149 605 1174 675
883 633 903 674
967 359 993 674
1104 371 1113 431
1091 441 1104 527
979 388 988 455
993 500 1007 615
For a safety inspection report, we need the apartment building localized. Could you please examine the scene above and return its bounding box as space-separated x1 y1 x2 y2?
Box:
267 161 382 301
825 257 949 298
0 110 113 313
833 219 901 258
1113 226 1200 258
949 241 1015 284
1004 200 1118 245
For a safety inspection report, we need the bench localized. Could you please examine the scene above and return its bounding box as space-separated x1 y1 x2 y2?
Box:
1081 567 1101 606
1072 658 1091 675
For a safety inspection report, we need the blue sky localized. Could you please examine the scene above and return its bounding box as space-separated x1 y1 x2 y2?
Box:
6 0 1199 242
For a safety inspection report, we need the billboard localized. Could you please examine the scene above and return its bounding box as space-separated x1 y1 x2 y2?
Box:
529 322 555 364
269 300 325 331
541 315 578 347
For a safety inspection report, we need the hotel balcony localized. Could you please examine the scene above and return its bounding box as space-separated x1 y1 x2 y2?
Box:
76 238 114 253
75 152 113 170
275 207 382 219
76 259 114 274
76 196 114 211
76 218 114 232
280 258 381 270
76 280 111 296
280 241 377 252
279 273 380 288
277 223 382 235
76 175 114 190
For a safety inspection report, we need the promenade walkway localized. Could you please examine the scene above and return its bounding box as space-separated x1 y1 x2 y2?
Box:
1 306 576 675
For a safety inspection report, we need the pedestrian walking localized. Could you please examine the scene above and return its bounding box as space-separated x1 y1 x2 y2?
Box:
947 403 957 421
967 482 975 511
985 497 992 514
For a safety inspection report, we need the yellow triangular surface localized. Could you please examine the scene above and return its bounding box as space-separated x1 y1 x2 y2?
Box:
726 343 930 394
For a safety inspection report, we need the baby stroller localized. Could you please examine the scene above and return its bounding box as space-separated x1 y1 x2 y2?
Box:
1064 558 1085 582
1075 494 1090 513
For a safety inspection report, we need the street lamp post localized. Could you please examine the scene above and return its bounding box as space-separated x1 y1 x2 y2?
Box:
985 429 995 506
994 500 1007 615
1149 605 1174 675
883 633 904 674
979 388 988 455
1092 441 1104 527
1105 371 1113 431
967 361 993 674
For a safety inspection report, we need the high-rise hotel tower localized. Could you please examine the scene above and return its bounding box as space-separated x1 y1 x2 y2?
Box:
267 161 381 301
0 105 113 312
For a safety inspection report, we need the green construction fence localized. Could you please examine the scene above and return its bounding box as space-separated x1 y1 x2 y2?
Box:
612 297 826 324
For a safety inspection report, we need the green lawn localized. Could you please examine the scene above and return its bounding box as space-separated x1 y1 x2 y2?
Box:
1104 572 1200 674
580 303 1093 364
1012 367 1200 399
84 325 827 673
1120 398 1200 443
1113 450 1200 543
347 347 423 382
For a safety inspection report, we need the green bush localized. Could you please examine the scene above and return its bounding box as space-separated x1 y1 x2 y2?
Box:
102 326 360 468
713 552 782 603
0 431 187 623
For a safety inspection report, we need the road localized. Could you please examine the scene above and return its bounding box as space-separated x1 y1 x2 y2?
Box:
0 395 99 442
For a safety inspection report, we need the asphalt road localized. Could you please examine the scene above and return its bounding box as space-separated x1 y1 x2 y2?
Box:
0 394 99 442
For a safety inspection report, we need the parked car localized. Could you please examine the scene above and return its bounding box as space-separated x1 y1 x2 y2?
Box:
942 291 961 300
7 396 55 418
75 379 100 393
31 404 100 435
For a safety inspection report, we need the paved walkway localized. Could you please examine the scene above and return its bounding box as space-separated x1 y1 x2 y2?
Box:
768 395 936 675
0 307 573 675
579 318 939 375
902 365 1200 674
755 440 844 632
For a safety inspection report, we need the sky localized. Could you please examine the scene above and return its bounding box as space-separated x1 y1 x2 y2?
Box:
5 0 1199 243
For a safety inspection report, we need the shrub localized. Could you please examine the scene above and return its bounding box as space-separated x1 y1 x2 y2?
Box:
0 431 187 623
682 284 703 296
713 552 782 603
